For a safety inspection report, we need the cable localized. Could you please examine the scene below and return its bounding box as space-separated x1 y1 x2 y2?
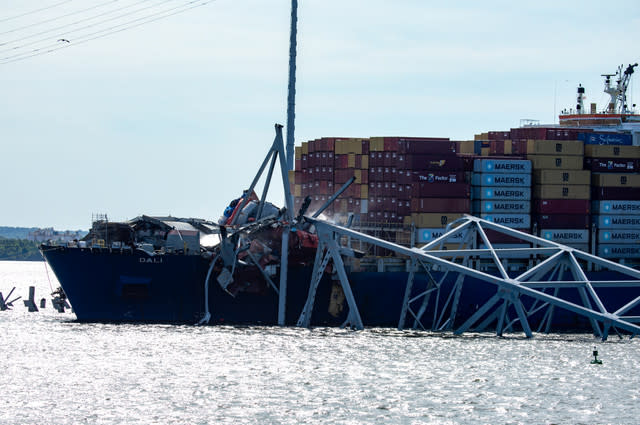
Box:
0 0 119 37
0 0 74 24
0 0 215 65
0 0 176 51
1 0 203 61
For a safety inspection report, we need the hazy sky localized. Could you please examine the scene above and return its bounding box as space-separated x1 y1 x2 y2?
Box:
2 0 639 230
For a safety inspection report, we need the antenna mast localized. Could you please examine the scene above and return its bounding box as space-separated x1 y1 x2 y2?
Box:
286 0 298 171
602 63 638 114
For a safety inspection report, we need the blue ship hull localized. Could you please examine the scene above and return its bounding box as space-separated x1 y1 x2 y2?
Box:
42 245 640 332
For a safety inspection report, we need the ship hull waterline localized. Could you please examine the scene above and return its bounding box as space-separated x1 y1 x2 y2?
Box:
41 245 640 333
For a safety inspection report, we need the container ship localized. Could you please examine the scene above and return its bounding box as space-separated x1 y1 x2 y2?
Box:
41 64 640 337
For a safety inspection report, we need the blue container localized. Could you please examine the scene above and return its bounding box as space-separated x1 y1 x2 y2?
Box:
578 132 633 145
416 228 465 244
471 173 532 187
597 245 640 258
481 214 531 229
541 229 590 244
593 215 640 229
473 159 532 174
592 200 640 215
598 229 640 244
472 200 530 214
472 186 531 201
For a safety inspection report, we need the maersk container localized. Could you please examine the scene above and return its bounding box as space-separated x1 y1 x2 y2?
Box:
416 228 465 244
473 159 532 174
592 200 640 215
481 214 530 229
472 186 531 201
471 200 530 214
471 173 531 187
598 229 640 244
540 229 590 244
593 215 640 229
597 245 640 258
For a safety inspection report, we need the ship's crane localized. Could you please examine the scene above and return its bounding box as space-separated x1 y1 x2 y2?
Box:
602 63 638 114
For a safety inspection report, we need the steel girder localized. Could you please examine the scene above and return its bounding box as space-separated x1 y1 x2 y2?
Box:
296 215 640 340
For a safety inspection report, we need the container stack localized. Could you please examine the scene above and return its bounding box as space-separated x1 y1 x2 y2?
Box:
587 138 640 260
471 158 533 245
304 138 335 215
525 139 591 250
398 138 470 244
333 138 369 223
367 136 402 224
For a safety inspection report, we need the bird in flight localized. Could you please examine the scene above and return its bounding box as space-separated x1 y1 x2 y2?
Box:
57 39 70 43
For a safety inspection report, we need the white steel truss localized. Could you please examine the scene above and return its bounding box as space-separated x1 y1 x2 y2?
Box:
296 215 640 340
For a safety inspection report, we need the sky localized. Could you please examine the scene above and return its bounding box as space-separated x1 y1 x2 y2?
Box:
1 0 639 230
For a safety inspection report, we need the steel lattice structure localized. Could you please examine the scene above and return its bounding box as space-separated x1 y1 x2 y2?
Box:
296 215 640 340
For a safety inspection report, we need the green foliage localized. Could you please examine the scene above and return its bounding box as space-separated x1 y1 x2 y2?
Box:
0 239 43 261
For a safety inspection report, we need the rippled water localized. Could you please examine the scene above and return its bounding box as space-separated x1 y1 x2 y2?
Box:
2 261 640 424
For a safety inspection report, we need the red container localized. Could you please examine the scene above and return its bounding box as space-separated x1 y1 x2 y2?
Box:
510 127 548 140
410 198 470 213
398 200 411 216
334 154 348 169
534 199 590 214
411 182 471 198
398 139 456 155
361 139 370 155
483 228 532 243
488 131 511 141
383 138 399 152
509 140 528 155
406 154 465 171
591 187 640 200
489 140 505 155
399 184 411 199
334 169 354 184
535 214 590 229
584 157 640 173
360 169 369 185
411 171 466 184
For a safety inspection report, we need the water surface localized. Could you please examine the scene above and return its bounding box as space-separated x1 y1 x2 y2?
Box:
2 261 638 424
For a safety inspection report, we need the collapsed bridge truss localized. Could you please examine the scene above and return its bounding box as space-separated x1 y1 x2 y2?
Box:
295 215 640 340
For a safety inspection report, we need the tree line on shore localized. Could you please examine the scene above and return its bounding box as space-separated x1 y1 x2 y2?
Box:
0 237 43 261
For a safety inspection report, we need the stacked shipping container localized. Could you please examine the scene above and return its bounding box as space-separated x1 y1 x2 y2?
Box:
291 128 639 262
588 142 640 259
398 138 470 243
525 139 591 250
471 158 532 232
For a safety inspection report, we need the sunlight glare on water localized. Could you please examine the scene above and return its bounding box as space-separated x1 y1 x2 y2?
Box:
2 261 639 424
